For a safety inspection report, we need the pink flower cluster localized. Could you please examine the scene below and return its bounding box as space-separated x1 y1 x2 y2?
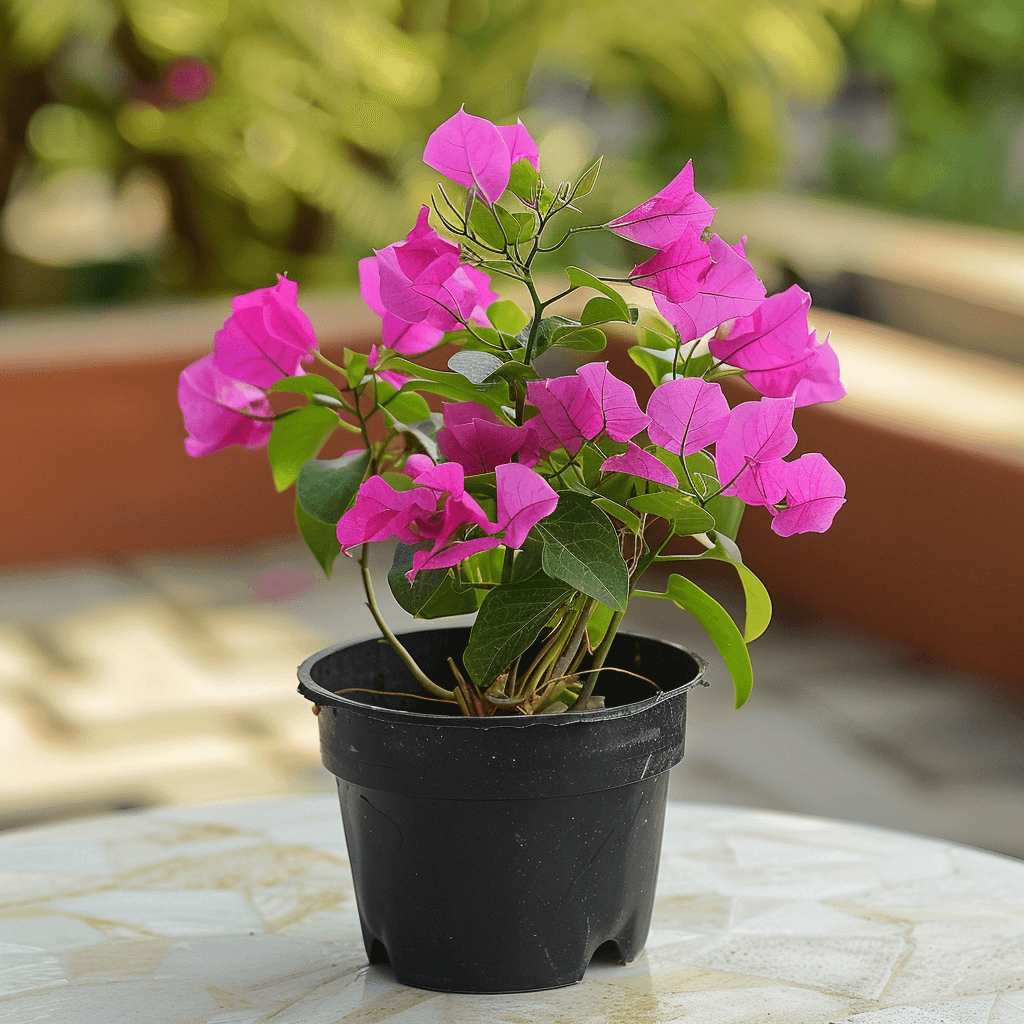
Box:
336 459 557 580
358 207 498 358
178 276 317 457
519 364 845 537
613 168 844 408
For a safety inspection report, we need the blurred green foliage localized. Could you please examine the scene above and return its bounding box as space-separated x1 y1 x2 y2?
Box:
0 0 862 307
824 0 1024 228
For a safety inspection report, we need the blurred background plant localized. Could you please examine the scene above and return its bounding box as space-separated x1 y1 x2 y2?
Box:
0 0 860 307
816 0 1024 230
3 0 1023 311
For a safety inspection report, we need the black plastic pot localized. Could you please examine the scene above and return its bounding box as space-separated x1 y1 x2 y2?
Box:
297 627 705 994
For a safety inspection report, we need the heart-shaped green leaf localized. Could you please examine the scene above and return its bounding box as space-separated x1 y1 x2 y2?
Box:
565 267 631 322
448 350 504 384
268 406 338 491
296 448 370 523
536 492 629 611
463 574 573 686
487 299 528 335
295 500 341 578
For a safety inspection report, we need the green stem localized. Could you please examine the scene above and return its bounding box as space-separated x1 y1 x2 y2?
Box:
358 545 455 700
313 350 346 375
549 598 596 683
523 272 545 368
577 609 624 705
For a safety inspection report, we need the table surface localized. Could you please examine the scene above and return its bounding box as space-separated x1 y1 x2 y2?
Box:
0 797 1022 1023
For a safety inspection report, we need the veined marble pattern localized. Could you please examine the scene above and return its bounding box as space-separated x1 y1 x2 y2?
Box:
0 798 1021 1023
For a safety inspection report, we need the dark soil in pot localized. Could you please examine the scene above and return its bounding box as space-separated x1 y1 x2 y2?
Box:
297 627 706 993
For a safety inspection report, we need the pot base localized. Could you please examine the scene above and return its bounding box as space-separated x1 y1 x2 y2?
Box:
338 772 669 993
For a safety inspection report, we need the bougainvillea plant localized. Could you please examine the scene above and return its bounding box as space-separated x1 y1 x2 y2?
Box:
178 108 846 716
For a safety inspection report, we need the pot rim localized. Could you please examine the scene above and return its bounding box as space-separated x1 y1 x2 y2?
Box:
297 627 708 728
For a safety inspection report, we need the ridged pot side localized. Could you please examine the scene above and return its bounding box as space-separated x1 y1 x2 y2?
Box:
297 628 706 993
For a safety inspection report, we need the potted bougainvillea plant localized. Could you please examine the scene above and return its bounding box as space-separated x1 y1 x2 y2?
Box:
178 108 846 993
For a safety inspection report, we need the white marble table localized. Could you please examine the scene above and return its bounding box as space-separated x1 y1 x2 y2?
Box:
1 796 1023 1023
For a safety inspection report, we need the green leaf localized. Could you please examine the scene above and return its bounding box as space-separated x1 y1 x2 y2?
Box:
536 491 629 611
495 205 534 244
448 350 504 383
295 500 341 578
271 374 345 403
549 325 607 351
511 537 544 582
699 543 772 642
581 295 633 326
388 358 508 411
463 574 573 686
485 360 539 385
706 364 748 382
683 353 714 378
267 406 338 492
706 494 744 540
396 415 441 462
468 202 506 249
344 349 368 389
571 156 602 199
586 602 615 650
376 381 431 425
565 267 631 322
296 448 370 523
537 186 558 216
518 315 576 358
629 346 671 386
508 158 539 203
665 573 753 708
487 299 528 335
388 543 480 618
592 497 642 534
628 492 716 534
636 310 678 351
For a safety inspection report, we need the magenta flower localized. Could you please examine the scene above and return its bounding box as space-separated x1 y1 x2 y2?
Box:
526 376 603 455
646 378 730 456
793 332 846 408
358 256 444 355
495 462 559 549
576 362 650 442
423 108 513 204
404 453 435 479
600 442 677 487
654 234 767 343
709 285 818 399
714 397 797 506
212 275 317 389
369 207 498 335
178 354 273 458
629 224 711 303
165 58 214 103
335 476 438 549
337 462 499 573
437 402 540 475
608 160 716 249
497 119 541 169
337 456 559 580
527 364 649 454
770 454 846 536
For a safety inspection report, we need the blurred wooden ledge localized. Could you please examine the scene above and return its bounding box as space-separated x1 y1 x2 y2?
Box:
712 192 1024 366
1 292 1022 689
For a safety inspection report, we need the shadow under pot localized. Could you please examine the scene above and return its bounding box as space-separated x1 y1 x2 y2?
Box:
297 626 706 994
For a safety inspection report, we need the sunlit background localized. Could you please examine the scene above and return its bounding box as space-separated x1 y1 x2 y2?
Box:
1 0 1022 853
